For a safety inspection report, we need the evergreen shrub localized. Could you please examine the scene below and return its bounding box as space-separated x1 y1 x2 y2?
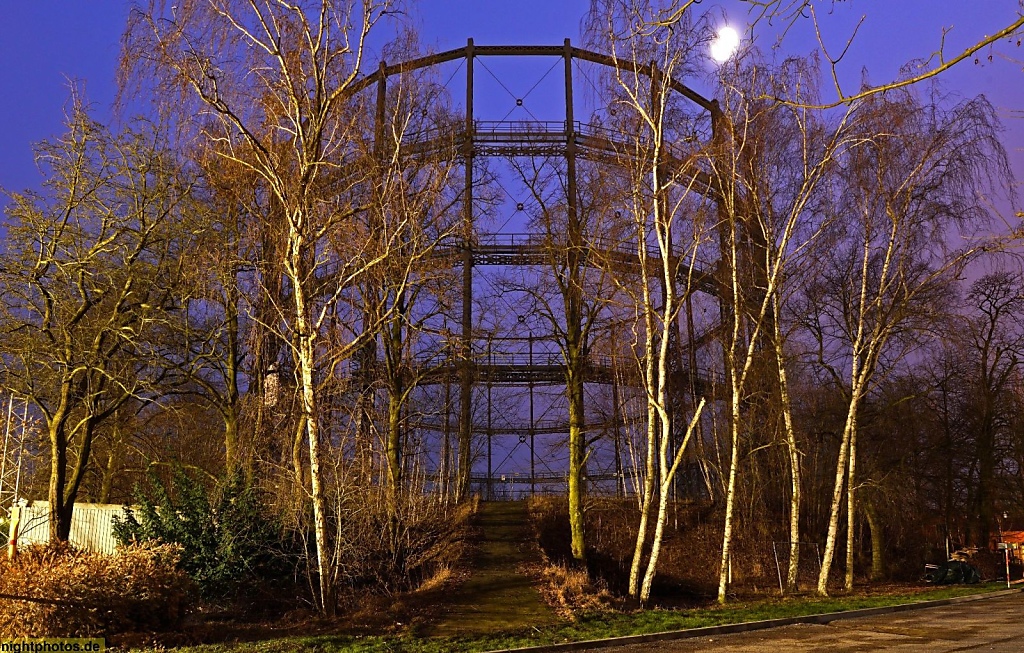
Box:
113 467 295 599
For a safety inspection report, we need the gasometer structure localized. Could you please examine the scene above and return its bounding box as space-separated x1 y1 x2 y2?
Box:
339 39 730 500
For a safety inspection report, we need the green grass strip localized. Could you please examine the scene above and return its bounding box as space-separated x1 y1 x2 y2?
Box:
131 583 1011 653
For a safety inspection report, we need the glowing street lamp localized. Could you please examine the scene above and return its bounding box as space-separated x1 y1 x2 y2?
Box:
710 25 740 63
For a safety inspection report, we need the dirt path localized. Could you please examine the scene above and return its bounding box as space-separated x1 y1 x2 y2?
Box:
427 500 560 637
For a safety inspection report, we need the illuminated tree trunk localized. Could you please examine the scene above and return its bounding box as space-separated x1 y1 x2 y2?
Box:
769 293 803 592
287 221 336 617
864 497 885 581
845 425 858 591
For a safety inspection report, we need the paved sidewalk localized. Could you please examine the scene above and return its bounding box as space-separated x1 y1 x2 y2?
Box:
595 591 1024 652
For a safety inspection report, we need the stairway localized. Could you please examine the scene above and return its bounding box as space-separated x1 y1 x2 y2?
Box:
428 500 559 637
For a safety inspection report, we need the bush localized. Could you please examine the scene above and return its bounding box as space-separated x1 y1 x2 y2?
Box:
0 542 193 637
113 467 295 599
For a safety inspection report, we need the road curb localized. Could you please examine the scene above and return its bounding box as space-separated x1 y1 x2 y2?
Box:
486 588 1023 653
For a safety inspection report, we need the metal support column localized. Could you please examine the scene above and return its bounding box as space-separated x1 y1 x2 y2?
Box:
529 334 536 496
487 338 493 500
458 39 476 499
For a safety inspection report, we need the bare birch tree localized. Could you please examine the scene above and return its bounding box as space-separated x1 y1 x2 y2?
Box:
122 0 402 615
730 54 859 593
703 49 864 602
806 87 1011 595
586 0 718 602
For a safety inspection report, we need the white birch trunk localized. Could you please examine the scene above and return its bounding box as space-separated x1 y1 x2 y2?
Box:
640 399 706 603
717 387 741 603
628 209 659 599
845 425 858 591
773 301 802 592
816 398 857 596
288 221 335 616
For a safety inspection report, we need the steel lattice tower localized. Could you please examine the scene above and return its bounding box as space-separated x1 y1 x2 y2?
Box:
351 40 724 499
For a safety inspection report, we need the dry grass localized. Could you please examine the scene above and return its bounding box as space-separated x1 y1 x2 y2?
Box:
525 497 618 618
528 496 747 602
336 488 477 595
0 542 194 637
531 562 616 620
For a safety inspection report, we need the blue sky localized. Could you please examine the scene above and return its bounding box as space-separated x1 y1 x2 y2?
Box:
1 1 1021 217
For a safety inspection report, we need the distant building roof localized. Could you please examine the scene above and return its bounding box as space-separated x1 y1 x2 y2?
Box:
999 531 1024 545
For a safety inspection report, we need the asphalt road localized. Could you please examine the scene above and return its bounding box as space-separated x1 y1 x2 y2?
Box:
592 592 1024 652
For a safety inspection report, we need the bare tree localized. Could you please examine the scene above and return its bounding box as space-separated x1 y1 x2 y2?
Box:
706 59 856 602
805 87 1011 594
358 55 462 503
148 138 262 479
122 0 402 615
586 0 718 601
0 101 190 542
961 270 1024 547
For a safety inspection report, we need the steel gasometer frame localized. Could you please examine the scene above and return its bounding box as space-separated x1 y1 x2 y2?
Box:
352 39 723 499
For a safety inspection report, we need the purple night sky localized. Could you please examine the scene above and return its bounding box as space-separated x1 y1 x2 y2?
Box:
1 1 1021 221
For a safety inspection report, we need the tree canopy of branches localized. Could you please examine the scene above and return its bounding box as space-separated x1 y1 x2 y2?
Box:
1 0 1021 616
0 100 191 542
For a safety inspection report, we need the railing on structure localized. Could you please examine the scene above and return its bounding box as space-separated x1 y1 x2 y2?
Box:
453 463 711 502
410 415 627 436
473 231 664 260
399 119 710 183
466 472 627 501
410 344 723 390
435 231 718 291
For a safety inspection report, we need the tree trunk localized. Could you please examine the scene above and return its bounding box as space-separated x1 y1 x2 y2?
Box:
289 223 335 617
773 297 802 593
817 401 856 595
99 425 125 504
50 416 98 543
223 277 241 477
717 393 741 604
387 382 403 495
298 328 335 616
628 207 661 598
640 400 705 604
628 322 659 598
845 425 858 591
48 424 69 543
567 358 587 563
224 415 239 479
864 497 885 581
